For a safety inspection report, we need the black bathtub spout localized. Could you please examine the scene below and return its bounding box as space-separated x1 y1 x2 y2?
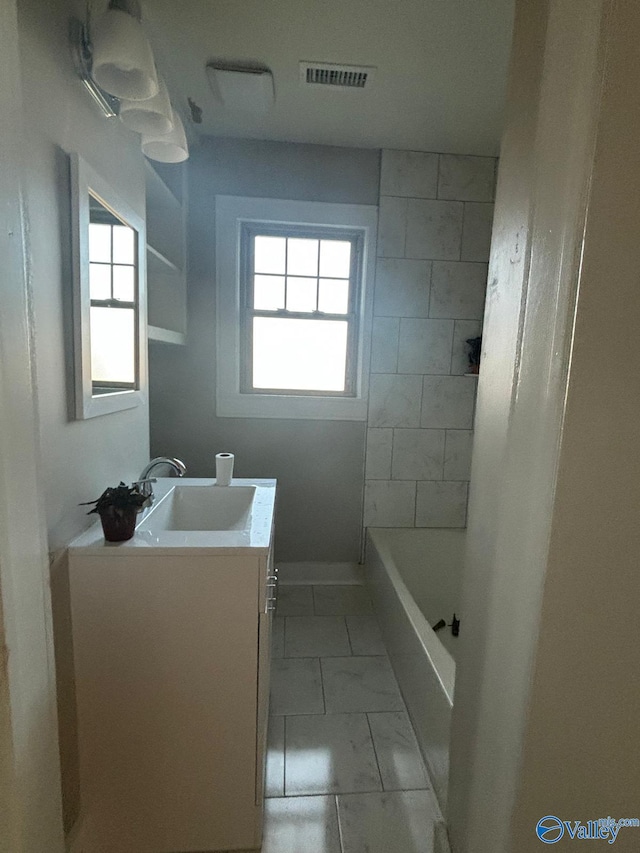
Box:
432 619 447 632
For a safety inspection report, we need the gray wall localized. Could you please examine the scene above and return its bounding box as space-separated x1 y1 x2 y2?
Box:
19 0 149 553
150 137 380 562
17 0 149 831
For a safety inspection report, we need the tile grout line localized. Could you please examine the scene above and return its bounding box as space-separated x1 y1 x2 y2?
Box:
443 430 450 482
394 314 402 374
318 656 327 714
449 321 456 375
282 714 287 797
446 319 455 388
390 427 396 481
427 258 435 319
267 785 434 802
334 793 346 853
344 616 354 655
272 652 390 665
402 197 408 257
364 712 385 793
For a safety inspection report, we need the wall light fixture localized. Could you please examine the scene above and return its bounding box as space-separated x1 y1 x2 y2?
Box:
71 0 189 162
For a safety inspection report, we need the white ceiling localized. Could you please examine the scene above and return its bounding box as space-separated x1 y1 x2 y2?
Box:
144 0 515 155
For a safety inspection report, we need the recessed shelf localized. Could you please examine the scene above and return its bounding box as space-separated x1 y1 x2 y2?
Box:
464 373 480 378
147 243 180 274
146 159 185 204
145 161 187 348
145 162 184 270
144 159 182 208
148 325 186 345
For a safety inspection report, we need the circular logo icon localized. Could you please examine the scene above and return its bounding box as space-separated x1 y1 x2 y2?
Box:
536 816 565 844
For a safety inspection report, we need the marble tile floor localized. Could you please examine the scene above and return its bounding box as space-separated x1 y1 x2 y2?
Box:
264 584 442 853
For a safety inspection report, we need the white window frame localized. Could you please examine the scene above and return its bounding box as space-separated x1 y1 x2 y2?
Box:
215 195 377 420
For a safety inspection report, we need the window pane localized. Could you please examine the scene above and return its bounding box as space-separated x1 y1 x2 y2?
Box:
318 279 350 314
112 224 135 264
113 265 135 301
255 236 286 274
287 238 318 276
286 277 317 313
254 275 285 310
319 240 351 278
89 223 111 263
90 263 111 300
90 306 136 385
252 317 348 392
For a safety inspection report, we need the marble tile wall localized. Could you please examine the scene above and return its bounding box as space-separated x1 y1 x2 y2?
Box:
364 150 497 529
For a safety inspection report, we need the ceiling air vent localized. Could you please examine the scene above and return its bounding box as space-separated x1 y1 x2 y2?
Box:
300 62 375 90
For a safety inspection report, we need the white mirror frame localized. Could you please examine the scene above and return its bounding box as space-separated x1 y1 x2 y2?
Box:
71 154 147 419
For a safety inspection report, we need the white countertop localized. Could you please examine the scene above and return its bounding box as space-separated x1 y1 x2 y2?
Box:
69 478 277 556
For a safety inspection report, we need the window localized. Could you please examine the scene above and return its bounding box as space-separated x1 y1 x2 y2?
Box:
88 202 138 393
241 225 362 396
216 196 377 420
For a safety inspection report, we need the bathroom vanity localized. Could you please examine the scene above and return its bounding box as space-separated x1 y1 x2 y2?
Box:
67 478 277 853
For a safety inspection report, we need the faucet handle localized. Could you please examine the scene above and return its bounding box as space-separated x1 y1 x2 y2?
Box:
132 478 157 508
132 477 157 491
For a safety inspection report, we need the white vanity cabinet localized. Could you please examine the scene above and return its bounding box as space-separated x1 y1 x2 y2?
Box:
68 479 276 853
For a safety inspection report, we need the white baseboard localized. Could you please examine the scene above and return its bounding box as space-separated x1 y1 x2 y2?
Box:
276 562 364 585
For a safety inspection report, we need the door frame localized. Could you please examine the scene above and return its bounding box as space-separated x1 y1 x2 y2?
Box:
0 1 65 849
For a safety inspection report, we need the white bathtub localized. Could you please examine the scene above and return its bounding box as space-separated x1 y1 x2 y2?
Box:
365 528 465 813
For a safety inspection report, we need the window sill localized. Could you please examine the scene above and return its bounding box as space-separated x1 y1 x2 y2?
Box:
216 390 368 421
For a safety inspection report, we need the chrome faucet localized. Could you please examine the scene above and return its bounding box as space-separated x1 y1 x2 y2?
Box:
134 457 187 506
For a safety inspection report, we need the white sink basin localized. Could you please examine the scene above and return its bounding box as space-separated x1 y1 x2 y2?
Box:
69 478 276 554
138 485 256 532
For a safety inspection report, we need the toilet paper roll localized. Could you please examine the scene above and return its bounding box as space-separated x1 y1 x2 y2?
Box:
215 453 234 486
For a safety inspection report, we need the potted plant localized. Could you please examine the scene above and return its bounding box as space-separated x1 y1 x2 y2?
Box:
81 482 147 543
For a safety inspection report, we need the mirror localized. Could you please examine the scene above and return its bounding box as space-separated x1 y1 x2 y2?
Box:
71 155 147 419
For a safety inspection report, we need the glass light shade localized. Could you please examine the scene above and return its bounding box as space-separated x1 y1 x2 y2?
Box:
141 109 189 163
91 8 159 101
119 75 173 135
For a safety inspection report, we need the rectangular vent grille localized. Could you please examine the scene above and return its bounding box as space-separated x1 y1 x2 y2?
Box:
300 62 375 90
307 67 367 88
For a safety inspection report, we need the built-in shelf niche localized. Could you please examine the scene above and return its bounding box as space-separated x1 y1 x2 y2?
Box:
145 160 187 344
